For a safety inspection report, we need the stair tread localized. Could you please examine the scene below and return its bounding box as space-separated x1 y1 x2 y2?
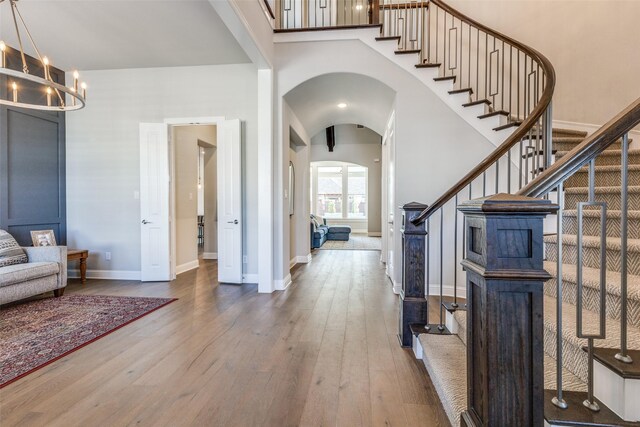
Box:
542 294 640 355
544 233 640 252
395 49 421 54
563 209 640 219
415 62 441 68
449 87 473 95
556 149 640 158
462 99 491 107
564 185 640 194
573 164 640 173
419 328 586 425
544 260 640 301
494 121 521 131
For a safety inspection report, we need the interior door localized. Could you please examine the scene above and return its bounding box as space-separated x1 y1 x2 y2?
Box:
217 119 243 284
139 123 171 281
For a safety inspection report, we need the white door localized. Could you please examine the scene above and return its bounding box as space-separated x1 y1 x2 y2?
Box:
140 123 170 281
217 119 243 284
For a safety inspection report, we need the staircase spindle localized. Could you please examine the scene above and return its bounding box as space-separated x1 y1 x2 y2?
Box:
616 132 633 364
439 208 445 330
452 194 459 308
552 183 568 409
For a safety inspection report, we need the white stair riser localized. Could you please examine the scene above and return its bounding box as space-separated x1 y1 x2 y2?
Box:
594 360 640 422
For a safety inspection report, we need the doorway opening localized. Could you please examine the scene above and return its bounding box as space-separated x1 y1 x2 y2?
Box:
170 124 217 275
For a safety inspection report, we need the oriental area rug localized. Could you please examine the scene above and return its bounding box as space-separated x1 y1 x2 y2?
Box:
0 295 176 388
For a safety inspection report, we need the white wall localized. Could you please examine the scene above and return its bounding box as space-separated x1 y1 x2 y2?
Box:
275 39 497 286
310 124 382 234
66 64 258 278
447 0 640 127
280 102 312 283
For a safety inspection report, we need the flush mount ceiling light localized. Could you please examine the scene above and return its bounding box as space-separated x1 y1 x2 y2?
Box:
337 103 347 109
0 0 86 111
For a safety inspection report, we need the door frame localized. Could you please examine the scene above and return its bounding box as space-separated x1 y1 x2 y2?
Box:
165 116 225 279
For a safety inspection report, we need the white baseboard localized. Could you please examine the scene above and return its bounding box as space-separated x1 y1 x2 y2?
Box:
368 232 382 237
275 274 292 291
296 254 312 263
176 260 200 275
67 269 141 281
242 273 258 284
392 280 402 295
202 252 218 260
428 283 462 297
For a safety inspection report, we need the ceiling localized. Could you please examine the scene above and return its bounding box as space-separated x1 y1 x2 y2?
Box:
0 0 250 71
284 73 396 137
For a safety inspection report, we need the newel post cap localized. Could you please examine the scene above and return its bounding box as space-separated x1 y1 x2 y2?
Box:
457 193 558 215
402 201 428 211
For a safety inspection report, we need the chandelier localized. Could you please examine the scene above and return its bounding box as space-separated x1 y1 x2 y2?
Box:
0 0 86 111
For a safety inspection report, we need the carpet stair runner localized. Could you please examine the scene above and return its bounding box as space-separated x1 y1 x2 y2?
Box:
417 128 640 426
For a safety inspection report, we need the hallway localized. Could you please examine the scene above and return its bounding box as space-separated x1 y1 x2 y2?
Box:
1 251 448 426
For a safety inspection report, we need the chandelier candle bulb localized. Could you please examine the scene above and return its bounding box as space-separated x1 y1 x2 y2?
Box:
12 82 17 103
73 70 79 92
0 41 5 68
81 82 87 100
46 87 52 107
42 57 50 80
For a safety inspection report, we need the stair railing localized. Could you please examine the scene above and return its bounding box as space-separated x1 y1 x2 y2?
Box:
517 97 640 410
404 0 554 337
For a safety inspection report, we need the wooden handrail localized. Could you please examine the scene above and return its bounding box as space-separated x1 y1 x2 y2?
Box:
411 0 555 225
518 98 640 198
262 0 275 20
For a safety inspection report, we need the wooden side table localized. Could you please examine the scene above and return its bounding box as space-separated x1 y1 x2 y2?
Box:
68 249 89 284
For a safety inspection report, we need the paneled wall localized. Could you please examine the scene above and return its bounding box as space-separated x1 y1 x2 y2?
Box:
0 47 66 246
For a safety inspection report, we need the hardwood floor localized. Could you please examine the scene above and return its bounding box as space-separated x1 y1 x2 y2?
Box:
0 250 450 426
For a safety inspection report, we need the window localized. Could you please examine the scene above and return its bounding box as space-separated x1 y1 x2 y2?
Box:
317 166 343 218
311 162 367 220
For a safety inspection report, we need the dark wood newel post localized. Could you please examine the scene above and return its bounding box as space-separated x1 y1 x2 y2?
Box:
458 194 557 427
398 202 428 347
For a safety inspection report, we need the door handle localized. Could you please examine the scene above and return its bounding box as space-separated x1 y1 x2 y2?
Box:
227 220 238 224
142 220 152 224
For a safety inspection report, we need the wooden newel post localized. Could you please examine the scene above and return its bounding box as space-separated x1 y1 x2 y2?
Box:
398 202 428 347
458 194 557 427
368 0 380 24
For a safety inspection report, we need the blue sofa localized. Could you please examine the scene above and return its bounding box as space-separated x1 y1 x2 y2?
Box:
310 215 352 248
310 215 329 249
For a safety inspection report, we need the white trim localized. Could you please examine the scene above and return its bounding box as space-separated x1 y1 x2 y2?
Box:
368 232 382 237
289 257 296 269
275 274 292 291
392 280 402 295
68 269 141 281
297 254 312 264
428 283 460 297
242 273 259 284
257 69 274 294
203 252 218 260
176 260 200 275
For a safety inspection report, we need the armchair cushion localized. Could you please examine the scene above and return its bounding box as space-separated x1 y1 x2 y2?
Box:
0 230 28 267
0 262 60 288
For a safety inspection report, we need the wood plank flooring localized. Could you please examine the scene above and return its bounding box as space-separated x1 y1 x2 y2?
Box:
0 250 450 426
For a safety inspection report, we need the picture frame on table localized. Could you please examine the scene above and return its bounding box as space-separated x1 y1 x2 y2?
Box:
30 230 57 247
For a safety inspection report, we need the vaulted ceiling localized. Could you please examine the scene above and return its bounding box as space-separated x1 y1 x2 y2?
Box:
284 72 395 137
0 0 250 71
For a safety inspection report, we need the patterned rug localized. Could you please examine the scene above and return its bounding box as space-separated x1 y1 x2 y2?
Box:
0 295 176 388
318 235 381 251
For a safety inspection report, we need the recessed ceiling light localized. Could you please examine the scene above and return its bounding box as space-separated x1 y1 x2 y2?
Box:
337 103 347 109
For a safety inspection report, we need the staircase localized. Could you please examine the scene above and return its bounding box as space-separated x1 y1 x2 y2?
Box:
416 127 640 426
270 0 640 424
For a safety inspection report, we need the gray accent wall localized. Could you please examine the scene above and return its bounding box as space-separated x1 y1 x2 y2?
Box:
0 51 66 247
